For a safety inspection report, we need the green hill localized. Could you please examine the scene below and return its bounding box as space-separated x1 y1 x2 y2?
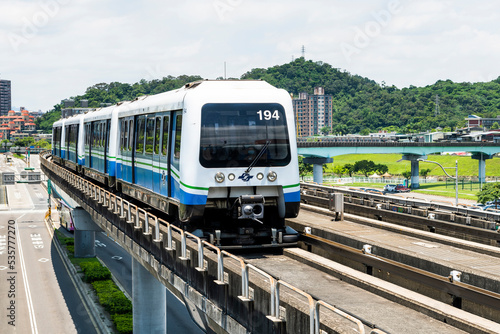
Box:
242 58 500 135
36 59 500 134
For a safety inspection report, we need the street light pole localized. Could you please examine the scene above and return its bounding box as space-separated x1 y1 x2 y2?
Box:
418 159 459 207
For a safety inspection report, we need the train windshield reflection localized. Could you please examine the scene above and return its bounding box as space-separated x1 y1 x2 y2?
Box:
199 103 291 168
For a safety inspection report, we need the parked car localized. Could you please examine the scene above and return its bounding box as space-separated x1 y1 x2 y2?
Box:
395 184 410 193
483 204 500 211
383 184 397 192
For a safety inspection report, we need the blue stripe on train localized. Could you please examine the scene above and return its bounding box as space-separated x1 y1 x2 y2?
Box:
284 190 300 203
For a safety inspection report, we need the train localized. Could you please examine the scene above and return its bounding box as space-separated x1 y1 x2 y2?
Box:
52 80 300 246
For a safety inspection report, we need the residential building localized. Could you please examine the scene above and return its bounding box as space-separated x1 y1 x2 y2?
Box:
465 114 500 130
0 79 12 116
61 99 95 118
0 109 39 140
293 87 333 137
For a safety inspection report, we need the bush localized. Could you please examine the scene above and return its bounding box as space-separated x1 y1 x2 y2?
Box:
66 245 74 254
80 262 112 282
112 313 133 334
92 280 132 314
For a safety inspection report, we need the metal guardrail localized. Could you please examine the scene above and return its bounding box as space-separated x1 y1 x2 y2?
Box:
40 151 384 334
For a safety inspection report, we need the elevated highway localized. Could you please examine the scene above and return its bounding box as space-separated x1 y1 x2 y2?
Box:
297 141 500 187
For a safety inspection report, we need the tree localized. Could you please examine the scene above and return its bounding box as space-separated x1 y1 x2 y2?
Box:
477 183 500 204
344 163 354 177
332 165 347 177
419 168 431 180
298 156 312 177
402 171 412 186
374 164 388 174
320 126 331 135
353 160 376 177
491 122 500 130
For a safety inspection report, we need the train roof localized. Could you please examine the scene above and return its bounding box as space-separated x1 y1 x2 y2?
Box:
53 80 288 125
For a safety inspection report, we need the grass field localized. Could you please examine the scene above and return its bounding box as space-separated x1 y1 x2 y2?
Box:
318 153 500 202
324 153 500 177
327 181 479 201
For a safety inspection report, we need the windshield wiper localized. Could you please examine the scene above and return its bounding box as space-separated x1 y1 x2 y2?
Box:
245 140 271 173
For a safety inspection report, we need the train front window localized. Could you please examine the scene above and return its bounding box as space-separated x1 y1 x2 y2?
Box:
200 103 290 168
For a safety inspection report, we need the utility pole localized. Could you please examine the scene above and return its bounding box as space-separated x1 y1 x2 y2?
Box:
435 95 440 117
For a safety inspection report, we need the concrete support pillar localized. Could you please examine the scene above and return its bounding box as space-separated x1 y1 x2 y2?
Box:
72 207 101 258
303 157 333 184
472 153 493 185
133 258 166 333
401 154 427 189
74 230 96 258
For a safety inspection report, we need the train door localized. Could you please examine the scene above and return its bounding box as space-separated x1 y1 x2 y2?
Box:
134 115 146 187
124 118 134 183
105 120 110 174
170 112 182 200
85 123 91 168
152 116 162 193
153 115 170 196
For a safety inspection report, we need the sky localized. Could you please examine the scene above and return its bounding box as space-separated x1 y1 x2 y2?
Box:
1 0 499 112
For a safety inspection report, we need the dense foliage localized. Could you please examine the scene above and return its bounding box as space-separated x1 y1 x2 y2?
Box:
37 59 500 134
476 183 500 204
242 58 500 134
36 75 202 132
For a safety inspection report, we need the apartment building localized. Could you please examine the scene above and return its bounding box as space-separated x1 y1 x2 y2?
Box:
292 87 333 137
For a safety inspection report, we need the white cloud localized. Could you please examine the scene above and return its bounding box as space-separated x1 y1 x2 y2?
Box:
1 0 500 111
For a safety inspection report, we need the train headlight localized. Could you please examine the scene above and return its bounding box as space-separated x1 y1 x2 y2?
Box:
256 173 264 180
214 172 225 183
228 173 235 181
267 171 277 182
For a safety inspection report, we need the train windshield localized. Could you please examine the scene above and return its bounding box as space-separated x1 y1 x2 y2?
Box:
200 103 291 168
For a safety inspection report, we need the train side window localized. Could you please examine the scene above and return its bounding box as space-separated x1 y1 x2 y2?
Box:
136 116 145 154
172 114 182 170
106 120 110 152
145 118 155 154
123 120 127 151
162 116 170 156
128 119 134 151
120 120 125 151
154 117 161 155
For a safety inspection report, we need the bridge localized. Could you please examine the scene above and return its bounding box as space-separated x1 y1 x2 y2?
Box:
40 152 371 334
297 141 500 187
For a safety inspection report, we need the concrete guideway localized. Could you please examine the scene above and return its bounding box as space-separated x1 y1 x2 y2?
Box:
285 204 500 333
41 150 396 334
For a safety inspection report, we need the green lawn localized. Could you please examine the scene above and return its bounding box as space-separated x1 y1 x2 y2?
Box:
330 181 479 201
318 153 500 202
324 153 500 178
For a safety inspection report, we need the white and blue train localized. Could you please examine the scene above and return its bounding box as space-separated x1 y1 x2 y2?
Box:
52 80 300 246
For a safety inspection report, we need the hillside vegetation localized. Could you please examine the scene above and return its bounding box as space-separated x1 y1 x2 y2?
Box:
36 59 500 134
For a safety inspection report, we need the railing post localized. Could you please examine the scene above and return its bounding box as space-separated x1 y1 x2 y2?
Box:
196 240 205 271
166 224 173 250
135 207 140 228
154 216 160 241
127 202 131 222
180 231 187 260
144 212 149 234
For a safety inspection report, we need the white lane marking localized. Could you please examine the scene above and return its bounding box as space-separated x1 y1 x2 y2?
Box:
16 220 39 334
35 192 43 199
38 258 49 263
0 265 7 270
15 191 21 199
111 256 122 260
95 240 107 247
